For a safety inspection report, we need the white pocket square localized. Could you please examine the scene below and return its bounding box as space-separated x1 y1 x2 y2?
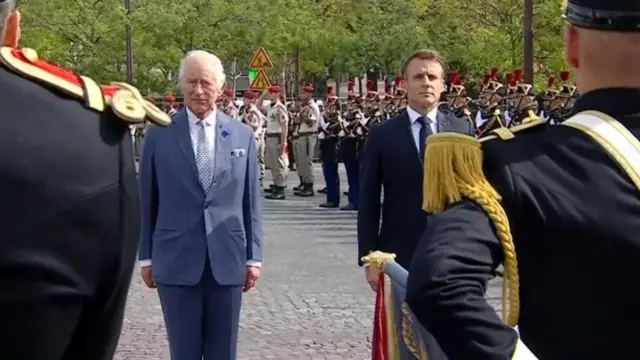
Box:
231 148 246 157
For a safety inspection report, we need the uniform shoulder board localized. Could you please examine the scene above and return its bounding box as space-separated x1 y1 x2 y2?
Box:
479 112 544 143
0 47 170 126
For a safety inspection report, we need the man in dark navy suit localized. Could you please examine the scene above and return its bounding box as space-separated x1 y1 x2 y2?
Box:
357 49 474 290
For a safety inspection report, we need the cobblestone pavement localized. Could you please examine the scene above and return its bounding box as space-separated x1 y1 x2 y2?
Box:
115 164 502 360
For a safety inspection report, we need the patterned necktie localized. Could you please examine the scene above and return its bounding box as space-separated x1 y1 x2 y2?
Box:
195 120 213 191
417 116 433 162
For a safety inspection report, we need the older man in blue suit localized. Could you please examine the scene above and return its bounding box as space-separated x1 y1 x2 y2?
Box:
138 50 263 360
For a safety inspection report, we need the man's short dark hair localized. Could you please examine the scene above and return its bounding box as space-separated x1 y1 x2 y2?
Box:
401 49 446 78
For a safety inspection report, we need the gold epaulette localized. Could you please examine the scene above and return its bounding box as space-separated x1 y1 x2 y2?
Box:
421 132 520 327
480 112 544 143
0 47 170 126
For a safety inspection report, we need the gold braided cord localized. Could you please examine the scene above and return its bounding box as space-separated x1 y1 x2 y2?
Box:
361 251 396 271
422 133 520 326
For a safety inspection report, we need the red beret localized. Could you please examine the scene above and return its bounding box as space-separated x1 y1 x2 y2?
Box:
163 94 175 102
222 88 234 97
302 86 314 93
243 91 257 99
268 85 281 93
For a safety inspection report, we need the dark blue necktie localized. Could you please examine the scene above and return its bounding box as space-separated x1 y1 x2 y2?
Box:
416 116 433 161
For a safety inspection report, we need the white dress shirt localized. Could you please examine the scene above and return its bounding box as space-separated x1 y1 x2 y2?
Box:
187 107 217 155
406 106 438 152
140 108 261 268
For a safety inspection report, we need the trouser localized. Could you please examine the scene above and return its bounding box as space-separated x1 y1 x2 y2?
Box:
0 186 139 360
265 135 288 187
158 257 242 360
255 135 265 181
320 137 340 203
294 134 317 184
341 138 359 205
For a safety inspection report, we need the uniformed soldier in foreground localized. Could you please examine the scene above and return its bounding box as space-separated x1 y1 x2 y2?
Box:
0 2 170 359
405 0 640 359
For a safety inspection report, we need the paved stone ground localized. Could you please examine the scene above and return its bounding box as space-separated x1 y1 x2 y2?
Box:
115 164 502 359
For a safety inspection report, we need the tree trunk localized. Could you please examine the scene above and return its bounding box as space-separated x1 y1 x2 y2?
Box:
294 46 301 95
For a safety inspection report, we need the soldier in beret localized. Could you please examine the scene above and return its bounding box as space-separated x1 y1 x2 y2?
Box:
406 0 640 359
164 93 177 115
0 1 170 358
221 88 238 119
260 85 289 199
293 85 320 197
240 90 266 184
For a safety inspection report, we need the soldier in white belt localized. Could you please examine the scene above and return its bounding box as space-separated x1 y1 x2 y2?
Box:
240 90 266 184
259 85 289 200
293 85 320 197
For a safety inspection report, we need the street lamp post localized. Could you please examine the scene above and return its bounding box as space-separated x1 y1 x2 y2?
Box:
124 0 134 84
523 0 534 83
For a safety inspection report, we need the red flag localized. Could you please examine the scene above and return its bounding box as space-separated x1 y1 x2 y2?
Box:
372 273 387 360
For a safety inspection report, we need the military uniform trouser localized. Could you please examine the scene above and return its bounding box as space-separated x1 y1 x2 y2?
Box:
293 134 317 184
341 138 359 206
255 135 265 181
265 135 288 187
319 138 340 204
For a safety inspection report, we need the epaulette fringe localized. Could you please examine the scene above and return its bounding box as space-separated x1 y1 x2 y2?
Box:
422 132 520 327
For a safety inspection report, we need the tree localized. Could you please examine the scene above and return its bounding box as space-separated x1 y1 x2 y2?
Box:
16 0 567 93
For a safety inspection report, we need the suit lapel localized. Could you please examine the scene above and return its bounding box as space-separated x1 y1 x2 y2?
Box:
172 109 199 178
213 111 231 183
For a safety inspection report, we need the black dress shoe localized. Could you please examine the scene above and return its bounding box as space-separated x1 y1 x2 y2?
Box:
340 203 358 211
317 188 327 194
319 201 339 208
293 183 304 192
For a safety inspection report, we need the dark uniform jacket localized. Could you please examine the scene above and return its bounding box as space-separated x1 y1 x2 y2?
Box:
0 47 168 360
406 88 640 360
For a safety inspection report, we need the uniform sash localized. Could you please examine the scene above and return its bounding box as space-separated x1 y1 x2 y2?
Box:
563 110 640 191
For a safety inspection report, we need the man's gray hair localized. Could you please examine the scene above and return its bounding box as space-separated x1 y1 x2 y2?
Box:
0 0 14 39
178 50 226 89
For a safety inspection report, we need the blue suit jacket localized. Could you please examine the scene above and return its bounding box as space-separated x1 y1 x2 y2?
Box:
138 109 263 286
357 109 473 268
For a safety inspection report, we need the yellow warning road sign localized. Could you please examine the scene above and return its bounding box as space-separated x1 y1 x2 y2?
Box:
249 68 271 90
249 47 273 69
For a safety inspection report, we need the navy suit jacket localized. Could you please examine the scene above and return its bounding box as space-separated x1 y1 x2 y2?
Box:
138 109 263 286
357 109 474 268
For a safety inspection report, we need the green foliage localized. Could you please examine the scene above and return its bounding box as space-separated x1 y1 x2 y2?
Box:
17 0 567 92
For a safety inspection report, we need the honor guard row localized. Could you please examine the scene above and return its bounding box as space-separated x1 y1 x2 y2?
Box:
315 78 409 209
405 0 640 359
437 66 579 137
0 1 170 358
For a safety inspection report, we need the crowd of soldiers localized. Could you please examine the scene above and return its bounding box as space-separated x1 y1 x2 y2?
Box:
138 68 578 210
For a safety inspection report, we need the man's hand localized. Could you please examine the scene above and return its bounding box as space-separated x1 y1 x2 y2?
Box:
141 266 156 288
278 141 288 154
243 266 261 293
365 266 380 291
